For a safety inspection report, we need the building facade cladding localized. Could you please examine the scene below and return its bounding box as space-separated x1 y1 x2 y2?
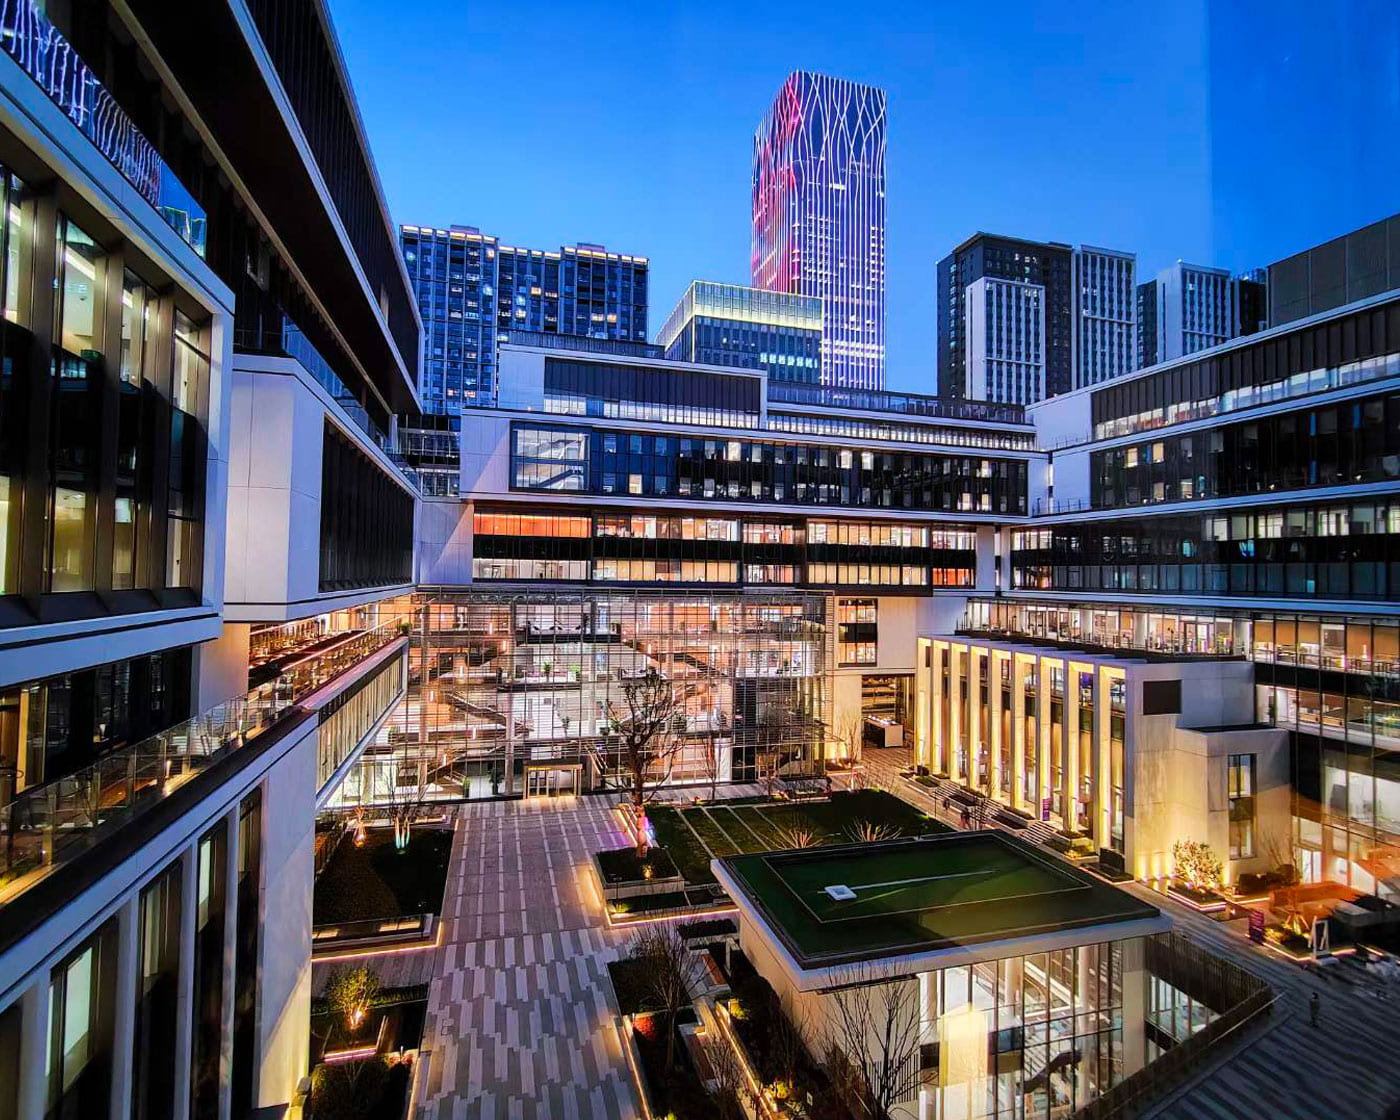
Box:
657 281 823 383
965 276 1046 405
751 72 886 390
938 234 1074 401
509 423 1029 514
399 226 649 415
1268 211 1400 328
1135 280 1160 369
1073 247 1137 389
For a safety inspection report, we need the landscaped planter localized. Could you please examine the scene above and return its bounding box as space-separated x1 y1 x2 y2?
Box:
1167 881 1227 911
594 847 687 899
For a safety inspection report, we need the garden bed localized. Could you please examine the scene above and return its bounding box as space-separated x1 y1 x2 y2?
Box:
607 885 731 920
629 1011 713 1120
307 1055 412 1120
313 828 453 926
594 846 684 893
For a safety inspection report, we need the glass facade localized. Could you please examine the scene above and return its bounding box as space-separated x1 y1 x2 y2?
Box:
513 424 1027 513
1090 300 1400 440
324 590 829 803
923 941 1125 1119
1092 390 1400 507
1013 500 1400 599
752 72 886 390
319 422 415 591
542 357 760 428
0 171 212 624
472 507 978 591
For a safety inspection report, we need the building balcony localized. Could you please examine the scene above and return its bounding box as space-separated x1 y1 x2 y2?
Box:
0 619 405 908
1 0 207 256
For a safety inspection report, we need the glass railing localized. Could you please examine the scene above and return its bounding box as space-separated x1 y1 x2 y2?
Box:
1 0 208 256
0 620 406 903
1092 350 1400 442
767 383 1029 425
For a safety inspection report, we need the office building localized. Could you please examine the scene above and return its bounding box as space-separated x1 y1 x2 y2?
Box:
400 225 649 414
0 1 422 1116
656 280 822 382
1072 245 1137 389
752 71 887 390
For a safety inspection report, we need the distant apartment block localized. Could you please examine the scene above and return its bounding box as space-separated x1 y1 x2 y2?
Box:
1072 245 1137 389
941 233 1135 403
965 276 1046 405
401 224 648 414
656 280 822 382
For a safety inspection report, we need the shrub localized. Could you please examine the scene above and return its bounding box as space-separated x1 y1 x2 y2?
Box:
1172 839 1223 890
309 1057 389 1120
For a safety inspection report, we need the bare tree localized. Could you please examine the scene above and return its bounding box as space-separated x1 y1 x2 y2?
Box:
606 668 686 856
846 820 901 844
834 711 866 768
629 923 708 1072
373 751 430 852
699 736 724 803
821 965 922 1120
705 1030 753 1120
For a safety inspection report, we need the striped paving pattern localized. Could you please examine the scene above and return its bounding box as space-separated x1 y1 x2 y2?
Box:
416 797 642 1120
863 749 1400 1120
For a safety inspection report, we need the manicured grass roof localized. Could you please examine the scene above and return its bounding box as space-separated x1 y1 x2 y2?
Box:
718 830 1160 968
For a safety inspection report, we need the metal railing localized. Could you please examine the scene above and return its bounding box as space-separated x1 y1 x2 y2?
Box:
0 0 207 256
1071 932 1274 1120
0 619 404 902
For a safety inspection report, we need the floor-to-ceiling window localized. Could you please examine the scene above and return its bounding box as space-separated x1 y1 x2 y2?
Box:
133 863 182 1120
47 921 117 1120
190 823 227 1120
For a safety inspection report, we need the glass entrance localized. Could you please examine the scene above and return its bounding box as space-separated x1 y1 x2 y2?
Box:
525 765 580 798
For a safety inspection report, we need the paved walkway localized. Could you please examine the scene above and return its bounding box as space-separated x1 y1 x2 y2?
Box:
415 797 642 1120
862 748 1400 1120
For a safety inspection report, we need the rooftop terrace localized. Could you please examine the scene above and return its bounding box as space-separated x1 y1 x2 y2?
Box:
716 831 1163 970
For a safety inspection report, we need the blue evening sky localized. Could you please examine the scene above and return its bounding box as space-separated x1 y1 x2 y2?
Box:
331 0 1399 394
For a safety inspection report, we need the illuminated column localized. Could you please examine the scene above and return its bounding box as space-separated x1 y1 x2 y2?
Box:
915 638 931 770
1065 663 1082 833
1038 657 1053 819
949 646 964 784
988 650 1003 801
931 643 945 774
968 650 984 793
1011 656 1027 812
1093 667 1111 852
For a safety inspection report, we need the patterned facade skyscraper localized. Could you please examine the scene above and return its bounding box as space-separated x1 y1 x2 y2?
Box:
752 71 887 390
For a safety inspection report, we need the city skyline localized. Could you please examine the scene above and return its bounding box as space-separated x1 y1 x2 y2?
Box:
332 0 1400 395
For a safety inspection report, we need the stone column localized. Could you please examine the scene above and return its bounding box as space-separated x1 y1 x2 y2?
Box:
16 979 49 1120
109 895 141 1120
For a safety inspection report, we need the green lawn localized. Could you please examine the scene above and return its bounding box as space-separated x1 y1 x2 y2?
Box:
647 790 951 886
722 832 1164 966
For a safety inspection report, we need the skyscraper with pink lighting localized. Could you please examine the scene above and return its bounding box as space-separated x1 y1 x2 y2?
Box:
751 71 887 391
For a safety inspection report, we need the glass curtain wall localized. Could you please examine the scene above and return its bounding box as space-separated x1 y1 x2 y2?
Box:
325 590 831 804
